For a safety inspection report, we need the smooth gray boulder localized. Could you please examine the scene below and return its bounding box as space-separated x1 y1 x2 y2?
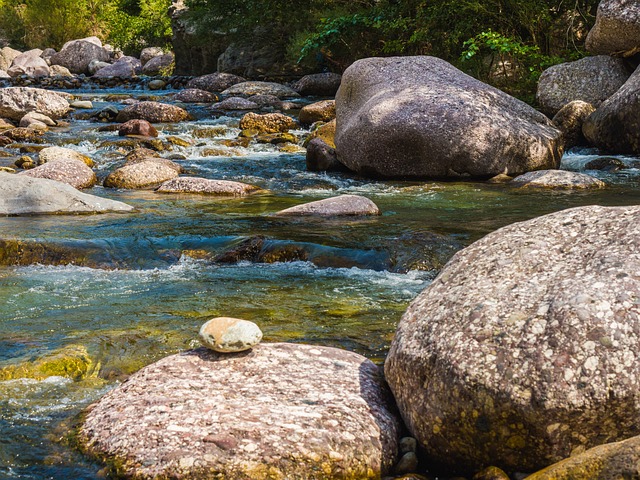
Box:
536 56 630 116
335 56 563 179
93 56 141 78
385 205 640 472
140 47 165 66
510 169 606 189
8 49 49 78
79 343 401 479
141 53 174 75
294 72 342 96
156 177 259 195
0 87 70 121
275 195 380 216
586 0 640 56
0 173 132 215
583 67 640 154
173 88 217 103
50 39 110 74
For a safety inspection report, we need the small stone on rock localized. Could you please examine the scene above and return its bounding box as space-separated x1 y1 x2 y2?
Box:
199 317 262 353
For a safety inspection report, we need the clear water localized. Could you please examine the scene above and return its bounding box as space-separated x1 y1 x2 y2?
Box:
1 89 640 478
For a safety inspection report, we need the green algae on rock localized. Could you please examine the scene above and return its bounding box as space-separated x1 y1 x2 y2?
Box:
0 345 98 381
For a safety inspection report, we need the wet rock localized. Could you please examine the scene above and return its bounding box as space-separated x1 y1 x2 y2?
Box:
275 195 380 217
49 65 72 77
472 466 510 480
156 177 259 195
148 79 166 90
299 100 336 126
255 132 297 144
0 172 133 214
222 81 301 99
551 100 596 149
306 137 345 172
248 94 284 108
119 119 158 138
335 56 563 179
50 39 110 74
125 147 161 163
536 56 630 116
126 156 180 173
211 97 259 111
20 158 97 189
213 236 266 263
0 87 70 121
385 205 640 472
165 136 191 147
4 127 44 142
15 156 36 169
0 345 96 381
0 118 13 131
294 72 342 96
239 112 297 134
39 146 94 167
400 437 417 454
115 101 189 123
104 159 179 189
583 67 640 154
186 72 246 92
307 118 336 148
70 100 93 109
199 317 263 352
140 47 165 66
388 231 461 274
79 343 401 479
93 56 141 78
510 170 606 189
586 0 640 56
585 157 628 171
142 53 174 75
173 88 217 103
527 434 640 480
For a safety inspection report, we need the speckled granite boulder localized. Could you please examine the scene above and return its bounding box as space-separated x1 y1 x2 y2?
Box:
583 67 640 154
50 39 110 74
156 177 259 195
104 159 179 189
294 72 342 96
551 100 596 149
212 97 259 111
510 170 606 189
199 317 262 352
186 72 246 92
0 173 132 215
79 343 402 479
336 56 563 179
385 205 640 473
536 56 630 116
119 119 158 137
38 146 93 167
275 195 380 216
299 100 336 126
222 81 300 99
586 0 640 56
0 87 70 121
173 88 217 103
527 435 640 479
20 158 97 189
239 112 297 134
115 101 189 123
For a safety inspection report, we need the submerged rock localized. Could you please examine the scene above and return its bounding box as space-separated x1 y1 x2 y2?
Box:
585 157 628 172
0 87 70 121
385 205 640 472
0 173 133 215
115 101 189 123
0 345 96 381
156 177 259 196
199 317 263 352
335 56 563 179
510 170 606 189
275 195 381 217
586 0 640 56
79 343 401 479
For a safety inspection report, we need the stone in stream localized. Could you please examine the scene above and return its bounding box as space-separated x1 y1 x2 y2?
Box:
307 118 336 148
7 49 50 78
239 112 297 134
199 317 262 352
274 195 380 217
583 66 640 154
306 137 345 172
585 157 628 172
115 101 189 123
586 0 640 56
211 97 259 111
551 100 596 149
156 177 260 196
93 56 141 78
510 170 606 189
0 87 70 121
104 159 180 189
536 56 630 116
118 119 158 138
335 56 563 179
0 172 133 215
294 72 342 97
141 53 174 75
79 343 401 479
70 101 93 109
20 112 56 128
299 100 336 126
20 158 97 189
50 38 110 74
173 88 217 103
38 146 94 167
186 72 246 92
0 46 21 71
222 81 301 99
385 205 640 473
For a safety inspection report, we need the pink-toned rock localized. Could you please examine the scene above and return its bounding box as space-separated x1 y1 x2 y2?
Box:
156 177 259 195
104 159 179 189
115 101 189 123
19 158 96 189
275 194 380 216
79 343 401 479
173 89 217 103
119 119 158 137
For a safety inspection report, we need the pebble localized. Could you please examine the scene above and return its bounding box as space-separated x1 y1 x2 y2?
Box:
199 317 262 353
71 100 93 109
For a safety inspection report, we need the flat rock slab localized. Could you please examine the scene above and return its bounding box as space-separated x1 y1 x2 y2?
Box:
156 177 260 196
79 343 401 479
0 173 133 215
275 195 380 217
510 170 606 189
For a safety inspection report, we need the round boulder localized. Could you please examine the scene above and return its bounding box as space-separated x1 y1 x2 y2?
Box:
335 56 563 179
156 177 259 195
186 72 246 93
50 39 110 74
586 0 640 56
38 146 93 167
140 47 165 66
385 205 640 472
104 159 179 189
173 88 217 103
239 112 297 134
536 56 630 116
551 100 596 149
20 158 96 189
0 87 70 121
141 53 174 75
79 343 401 479
211 97 259 111
115 101 189 123
119 119 158 137
299 100 336 126
294 72 342 96
510 170 606 189
275 195 380 216
93 56 141 78
199 317 262 352
222 81 300 99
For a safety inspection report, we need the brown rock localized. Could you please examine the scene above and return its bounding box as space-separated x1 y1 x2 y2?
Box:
306 138 345 172
156 177 259 195
104 160 179 189
119 119 158 138
20 158 96 189
239 112 297 134
275 194 380 217
38 146 94 167
307 119 336 148
115 101 189 123
299 100 336 126
79 343 402 479
551 100 596 149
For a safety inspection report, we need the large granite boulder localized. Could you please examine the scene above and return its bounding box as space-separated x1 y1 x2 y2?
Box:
115 101 189 123
294 72 342 96
551 100 596 149
0 46 21 71
79 343 401 479
0 173 132 215
186 72 246 92
104 159 180 189
50 39 110 74
93 56 141 78
583 66 640 154
586 0 640 56
385 205 640 473
0 87 70 121
335 56 563 179
141 53 174 75
536 56 630 116
222 81 300 99
7 49 50 77
20 158 97 189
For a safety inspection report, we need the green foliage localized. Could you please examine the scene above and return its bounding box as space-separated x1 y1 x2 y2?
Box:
104 0 173 54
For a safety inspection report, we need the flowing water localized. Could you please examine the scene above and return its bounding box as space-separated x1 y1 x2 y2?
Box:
1 88 640 479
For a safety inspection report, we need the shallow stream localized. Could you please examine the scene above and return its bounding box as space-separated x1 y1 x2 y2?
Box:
1 88 640 478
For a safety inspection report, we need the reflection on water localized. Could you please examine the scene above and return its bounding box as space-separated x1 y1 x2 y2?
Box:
1 89 640 478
